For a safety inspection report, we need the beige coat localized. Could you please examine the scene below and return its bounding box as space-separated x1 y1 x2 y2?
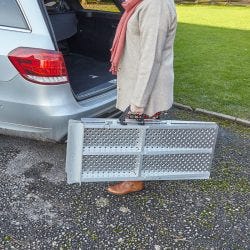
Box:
116 0 177 116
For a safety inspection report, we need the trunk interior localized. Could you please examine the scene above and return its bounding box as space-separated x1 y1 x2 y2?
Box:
45 1 121 100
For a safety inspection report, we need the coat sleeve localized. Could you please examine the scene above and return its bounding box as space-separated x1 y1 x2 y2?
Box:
130 0 170 108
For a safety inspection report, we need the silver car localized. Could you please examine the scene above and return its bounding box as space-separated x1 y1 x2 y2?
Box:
0 0 123 142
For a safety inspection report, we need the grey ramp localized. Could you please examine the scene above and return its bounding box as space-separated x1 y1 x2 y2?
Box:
66 119 218 183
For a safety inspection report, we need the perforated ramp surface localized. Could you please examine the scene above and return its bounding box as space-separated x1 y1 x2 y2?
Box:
66 119 218 183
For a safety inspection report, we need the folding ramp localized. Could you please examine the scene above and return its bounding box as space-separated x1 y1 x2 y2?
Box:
66 118 218 184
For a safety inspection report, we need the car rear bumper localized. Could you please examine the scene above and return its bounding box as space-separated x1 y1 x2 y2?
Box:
0 94 117 142
0 76 117 142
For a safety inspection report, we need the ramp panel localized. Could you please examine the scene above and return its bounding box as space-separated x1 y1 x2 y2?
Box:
66 119 218 183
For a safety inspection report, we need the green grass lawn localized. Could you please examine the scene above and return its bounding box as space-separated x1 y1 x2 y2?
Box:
81 3 250 119
175 5 250 119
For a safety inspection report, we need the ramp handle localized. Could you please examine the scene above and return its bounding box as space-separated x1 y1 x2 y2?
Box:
119 105 145 126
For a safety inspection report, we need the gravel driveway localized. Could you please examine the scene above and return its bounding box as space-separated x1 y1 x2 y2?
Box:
0 108 249 249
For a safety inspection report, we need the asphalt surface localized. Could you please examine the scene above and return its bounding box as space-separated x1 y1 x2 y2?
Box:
0 108 249 249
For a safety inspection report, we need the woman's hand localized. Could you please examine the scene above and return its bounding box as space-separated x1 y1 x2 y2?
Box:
130 104 144 115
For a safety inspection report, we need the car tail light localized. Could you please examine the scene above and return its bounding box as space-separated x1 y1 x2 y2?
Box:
8 47 68 85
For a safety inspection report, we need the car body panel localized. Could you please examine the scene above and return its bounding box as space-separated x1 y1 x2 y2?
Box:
0 56 17 82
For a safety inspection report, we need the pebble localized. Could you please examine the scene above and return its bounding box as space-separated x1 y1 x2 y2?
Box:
118 238 124 243
95 197 109 208
154 245 161 250
119 206 131 213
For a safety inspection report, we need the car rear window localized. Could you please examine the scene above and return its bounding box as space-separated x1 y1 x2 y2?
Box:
0 0 29 30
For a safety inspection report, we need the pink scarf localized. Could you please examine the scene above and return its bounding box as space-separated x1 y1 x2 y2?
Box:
109 0 142 75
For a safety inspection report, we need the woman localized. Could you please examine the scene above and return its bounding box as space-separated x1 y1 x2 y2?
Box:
107 0 177 195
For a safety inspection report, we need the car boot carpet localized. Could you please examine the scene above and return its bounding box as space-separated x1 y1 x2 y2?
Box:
64 53 115 95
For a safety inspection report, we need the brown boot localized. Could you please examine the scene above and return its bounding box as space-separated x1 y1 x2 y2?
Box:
107 181 144 195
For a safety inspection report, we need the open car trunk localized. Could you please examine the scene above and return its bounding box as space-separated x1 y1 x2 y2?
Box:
44 0 122 100
63 53 116 99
